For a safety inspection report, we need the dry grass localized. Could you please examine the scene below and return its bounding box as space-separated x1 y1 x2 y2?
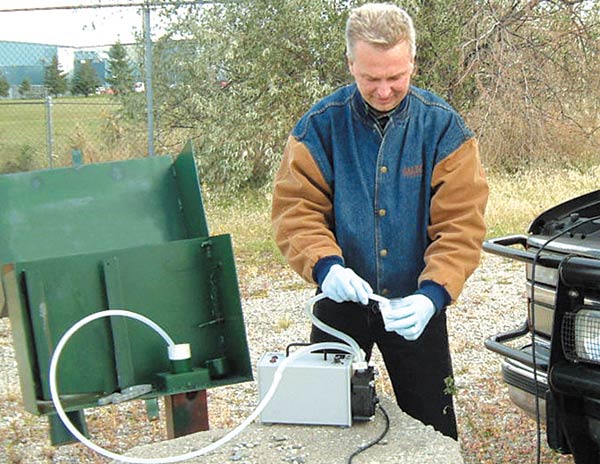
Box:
0 165 598 463
485 165 600 237
203 165 600 251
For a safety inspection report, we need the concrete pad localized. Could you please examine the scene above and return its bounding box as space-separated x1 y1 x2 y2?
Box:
116 397 463 464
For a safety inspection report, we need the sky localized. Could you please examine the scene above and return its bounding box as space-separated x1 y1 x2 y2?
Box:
0 1 145 48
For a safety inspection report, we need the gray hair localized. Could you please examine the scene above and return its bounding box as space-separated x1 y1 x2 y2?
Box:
345 3 416 59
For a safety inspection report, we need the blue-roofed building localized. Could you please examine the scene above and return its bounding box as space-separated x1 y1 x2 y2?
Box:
74 49 107 84
0 40 59 86
0 40 112 98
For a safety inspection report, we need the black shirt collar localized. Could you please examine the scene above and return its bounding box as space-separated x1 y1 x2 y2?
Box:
351 84 410 129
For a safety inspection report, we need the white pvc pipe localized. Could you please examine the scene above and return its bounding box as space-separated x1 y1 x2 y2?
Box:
48 309 353 463
167 344 191 361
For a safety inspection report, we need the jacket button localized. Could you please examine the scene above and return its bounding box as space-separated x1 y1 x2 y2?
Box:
378 209 387 216
382 288 390 295
380 166 388 174
380 249 388 257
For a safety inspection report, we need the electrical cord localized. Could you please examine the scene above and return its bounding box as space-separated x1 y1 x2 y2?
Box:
529 214 600 464
347 401 390 464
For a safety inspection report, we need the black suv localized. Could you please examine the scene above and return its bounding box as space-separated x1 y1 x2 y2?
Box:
484 189 600 463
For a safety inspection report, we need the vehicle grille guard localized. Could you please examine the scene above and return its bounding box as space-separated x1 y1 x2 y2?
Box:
483 230 600 461
483 234 563 371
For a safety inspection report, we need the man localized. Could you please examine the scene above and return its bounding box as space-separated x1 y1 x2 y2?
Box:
271 3 488 439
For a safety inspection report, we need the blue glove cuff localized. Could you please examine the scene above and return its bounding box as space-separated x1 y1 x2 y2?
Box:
415 280 451 314
313 255 345 286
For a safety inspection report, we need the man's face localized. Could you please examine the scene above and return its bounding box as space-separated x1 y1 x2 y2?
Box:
348 40 414 112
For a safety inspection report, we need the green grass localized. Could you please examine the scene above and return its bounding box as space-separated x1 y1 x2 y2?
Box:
0 95 132 171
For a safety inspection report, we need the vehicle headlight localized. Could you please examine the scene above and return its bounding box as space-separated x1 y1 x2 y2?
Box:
563 309 600 364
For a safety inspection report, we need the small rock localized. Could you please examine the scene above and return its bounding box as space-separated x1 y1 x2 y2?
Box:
230 450 244 461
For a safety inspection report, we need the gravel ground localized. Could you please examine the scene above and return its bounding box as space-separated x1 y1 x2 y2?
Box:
0 253 575 463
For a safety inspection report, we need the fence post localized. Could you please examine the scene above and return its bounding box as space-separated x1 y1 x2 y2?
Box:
143 1 155 157
45 94 54 168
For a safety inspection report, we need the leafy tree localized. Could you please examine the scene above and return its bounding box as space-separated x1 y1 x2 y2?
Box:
19 78 31 96
134 0 599 191
44 54 67 96
406 0 479 110
106 41 135 95
149 0 497 190
0 73 9 97
71 60 100 96
152 0 350 192
446 0 600 170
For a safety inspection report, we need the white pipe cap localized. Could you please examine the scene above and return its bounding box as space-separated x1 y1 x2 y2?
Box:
168 343 192 360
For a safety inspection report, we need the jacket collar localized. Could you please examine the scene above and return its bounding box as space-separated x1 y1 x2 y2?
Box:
350 83 410 126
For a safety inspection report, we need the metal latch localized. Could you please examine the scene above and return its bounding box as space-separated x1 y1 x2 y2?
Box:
98 384 153 406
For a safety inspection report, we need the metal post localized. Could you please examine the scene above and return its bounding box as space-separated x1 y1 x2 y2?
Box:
45 95 54 168
165 390 210 439
143 2 155 157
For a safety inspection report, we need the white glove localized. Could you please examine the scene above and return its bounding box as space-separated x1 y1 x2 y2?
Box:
321 264 373 305
382 294 435 341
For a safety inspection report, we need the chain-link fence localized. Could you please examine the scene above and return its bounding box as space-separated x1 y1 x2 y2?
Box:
0 2 179 173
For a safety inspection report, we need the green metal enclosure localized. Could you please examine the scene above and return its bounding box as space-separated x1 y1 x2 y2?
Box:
0 142 252 442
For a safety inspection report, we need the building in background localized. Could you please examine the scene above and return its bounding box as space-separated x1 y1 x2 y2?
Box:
0 41 57 97
0 40 111 98
73 49 106 82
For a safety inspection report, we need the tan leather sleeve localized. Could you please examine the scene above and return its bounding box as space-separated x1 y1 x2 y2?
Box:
419 138 489 302
271 136 342 283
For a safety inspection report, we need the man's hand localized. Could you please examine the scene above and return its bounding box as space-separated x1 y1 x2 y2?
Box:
321 264 373 305
382 294 435 341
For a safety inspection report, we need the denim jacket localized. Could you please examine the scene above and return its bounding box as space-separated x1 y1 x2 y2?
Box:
272 83 488 311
